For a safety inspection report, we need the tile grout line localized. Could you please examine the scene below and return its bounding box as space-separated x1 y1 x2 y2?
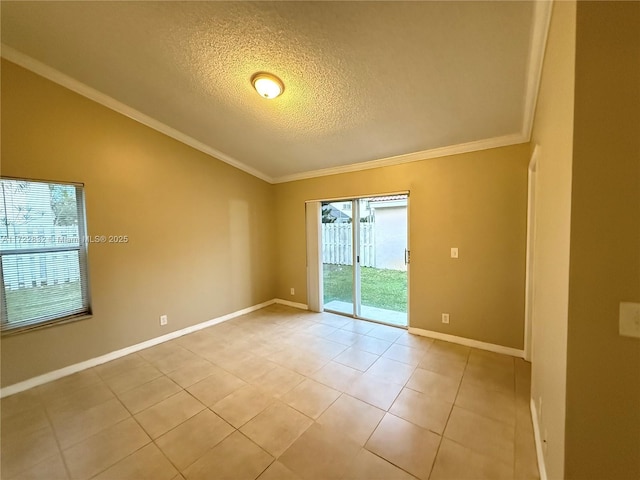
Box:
34 371 139 478
362 446 421 480
425 345 471 480
85 369 156 480
151 403 224 478
162 404 236 476
5 306 532 480
359 339 436 479
38 393 74 480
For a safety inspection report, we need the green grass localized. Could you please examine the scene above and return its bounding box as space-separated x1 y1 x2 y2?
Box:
5 281 83 323
323 264 407 312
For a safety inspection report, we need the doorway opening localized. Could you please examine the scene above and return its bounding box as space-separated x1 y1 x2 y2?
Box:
321 194 409 327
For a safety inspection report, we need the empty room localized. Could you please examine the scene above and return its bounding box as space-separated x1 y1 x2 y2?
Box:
1 1 638 480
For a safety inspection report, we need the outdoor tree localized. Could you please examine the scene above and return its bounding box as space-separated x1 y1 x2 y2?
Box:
0 181 46 233
49 185 78 226
322 206 337 223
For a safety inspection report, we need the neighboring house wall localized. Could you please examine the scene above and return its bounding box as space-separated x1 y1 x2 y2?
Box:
0 60 276 386
321 202 407 271
372 206 407 271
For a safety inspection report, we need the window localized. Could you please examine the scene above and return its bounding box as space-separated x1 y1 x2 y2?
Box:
0 178 91 333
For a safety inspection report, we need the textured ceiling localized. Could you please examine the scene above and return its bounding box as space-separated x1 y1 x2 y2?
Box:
1 1 538 181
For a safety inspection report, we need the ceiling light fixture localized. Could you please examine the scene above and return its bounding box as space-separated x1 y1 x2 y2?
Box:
251 72 284 99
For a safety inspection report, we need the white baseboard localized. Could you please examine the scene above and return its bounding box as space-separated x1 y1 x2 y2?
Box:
530 397 548 480
274 298 309 310
0 299 277 398
408 327 525 358
2 300 521 398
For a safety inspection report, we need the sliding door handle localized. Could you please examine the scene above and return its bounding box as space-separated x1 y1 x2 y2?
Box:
404 249 410 265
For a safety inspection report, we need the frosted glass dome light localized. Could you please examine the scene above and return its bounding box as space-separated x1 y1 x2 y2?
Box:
251 73 284 99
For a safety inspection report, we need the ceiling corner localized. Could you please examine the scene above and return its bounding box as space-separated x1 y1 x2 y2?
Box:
1 44 276 185
521 0 555 142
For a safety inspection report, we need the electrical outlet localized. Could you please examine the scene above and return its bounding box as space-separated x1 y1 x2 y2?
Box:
160 315 168 326
442 313 450 324
451 247 459 258
290 287 295 295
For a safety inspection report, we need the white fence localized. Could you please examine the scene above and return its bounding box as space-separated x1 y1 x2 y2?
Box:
2 252 81 290
1 225 81 290
322 223 375 267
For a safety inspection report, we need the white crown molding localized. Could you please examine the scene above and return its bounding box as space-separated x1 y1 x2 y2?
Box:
521 0 554 141
0 44 275 184
273 133 527 184
3 0 551 187
272 0 551 185
0 298 277 398
408 326 525 358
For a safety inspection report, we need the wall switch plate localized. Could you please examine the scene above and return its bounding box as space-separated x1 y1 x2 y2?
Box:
451 247 459 258
290 287 295 295
442 313 450 324
160 315 168 326
619 302 640 338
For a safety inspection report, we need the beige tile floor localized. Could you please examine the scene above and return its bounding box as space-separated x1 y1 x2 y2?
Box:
1 304 540 480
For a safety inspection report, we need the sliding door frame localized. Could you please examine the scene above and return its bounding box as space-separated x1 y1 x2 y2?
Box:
352 199 362 318
307 191 410 328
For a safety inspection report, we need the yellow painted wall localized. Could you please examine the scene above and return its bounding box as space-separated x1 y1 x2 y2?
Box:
274 144 530 349
565 2 640 478
0 60 276 386
529 2 576 478
1 52 531 386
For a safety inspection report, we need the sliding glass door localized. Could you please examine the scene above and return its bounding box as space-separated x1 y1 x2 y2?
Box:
322 194 408 327
321 201 354 316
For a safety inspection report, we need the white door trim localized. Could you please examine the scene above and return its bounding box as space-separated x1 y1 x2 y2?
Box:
524 145 540 362
305 202 323 312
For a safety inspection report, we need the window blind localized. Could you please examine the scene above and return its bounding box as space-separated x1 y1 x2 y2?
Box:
0 178 91 333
